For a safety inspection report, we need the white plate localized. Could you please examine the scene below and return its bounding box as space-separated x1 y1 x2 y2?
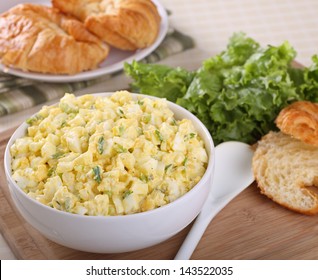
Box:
0 0 168 83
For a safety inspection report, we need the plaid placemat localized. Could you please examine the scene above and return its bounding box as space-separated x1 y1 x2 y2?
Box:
0 28 194 117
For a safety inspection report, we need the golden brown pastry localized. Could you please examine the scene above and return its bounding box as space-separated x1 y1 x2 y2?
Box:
0 4 109 74
275 101 318 147
52 0 161 51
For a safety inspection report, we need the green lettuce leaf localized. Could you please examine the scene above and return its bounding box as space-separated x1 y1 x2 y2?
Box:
124 32 313 145
299 55 318 102
178 34 300 144
123 61 194 102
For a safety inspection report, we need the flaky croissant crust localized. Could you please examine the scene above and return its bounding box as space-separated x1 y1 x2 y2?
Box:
0 4 109 74
275 101 318 147
52 0 161 51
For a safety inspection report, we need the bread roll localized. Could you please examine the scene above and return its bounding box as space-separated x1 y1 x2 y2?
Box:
52 0 161 50
253 131 318 215
276 101 318 147
0 4 109 74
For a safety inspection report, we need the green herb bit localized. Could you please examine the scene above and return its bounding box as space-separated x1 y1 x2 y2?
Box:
59 103 79 114
25 118 34 125
60 121 67 128
119 125 125 136
139 174 153 183
97 136 105 154
165 164 173 172
185 133 196 141
142 114 151 123
140 174 149 183
114 144 127 153
137 99 144 106
93 166 102 184
26 114 43 126
155 130 164 142
118 108 124 116
122 190 133 199
136 127 144 135
51 152 64 159
47 167 56 177
182 157 188 166
171 118 177 126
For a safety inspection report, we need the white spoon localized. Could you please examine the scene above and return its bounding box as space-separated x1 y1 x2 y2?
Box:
174 141 254 260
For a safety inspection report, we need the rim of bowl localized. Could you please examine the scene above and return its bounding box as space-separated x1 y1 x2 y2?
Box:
4 92 215 220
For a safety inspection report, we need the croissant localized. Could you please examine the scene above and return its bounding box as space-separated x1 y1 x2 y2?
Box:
52 0 161 51
275 101 318 147
0 4 109 74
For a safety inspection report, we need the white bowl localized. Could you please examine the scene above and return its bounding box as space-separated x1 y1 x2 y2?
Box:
4 92 214 254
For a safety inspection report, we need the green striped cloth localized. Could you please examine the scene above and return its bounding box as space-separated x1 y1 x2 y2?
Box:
0 28 194 116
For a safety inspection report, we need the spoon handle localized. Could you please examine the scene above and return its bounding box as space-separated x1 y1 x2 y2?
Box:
174 199 225 260
174 141 254 260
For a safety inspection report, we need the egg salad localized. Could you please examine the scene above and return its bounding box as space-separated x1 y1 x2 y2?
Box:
10 91 208 216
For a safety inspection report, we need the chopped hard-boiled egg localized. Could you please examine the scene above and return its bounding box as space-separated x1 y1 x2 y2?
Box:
10 91 208 216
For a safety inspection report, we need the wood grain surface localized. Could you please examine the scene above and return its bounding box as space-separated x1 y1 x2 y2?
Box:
1 129 318 260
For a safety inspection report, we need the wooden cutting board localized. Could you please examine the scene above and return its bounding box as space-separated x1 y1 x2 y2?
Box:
1 128 318 260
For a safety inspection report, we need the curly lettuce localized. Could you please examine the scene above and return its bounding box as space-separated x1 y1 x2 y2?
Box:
124 33 317 144
299 55 318 102
124 61 194 102
179 35 299 144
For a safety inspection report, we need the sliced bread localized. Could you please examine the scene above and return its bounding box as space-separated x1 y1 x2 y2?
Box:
253 131 318 215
